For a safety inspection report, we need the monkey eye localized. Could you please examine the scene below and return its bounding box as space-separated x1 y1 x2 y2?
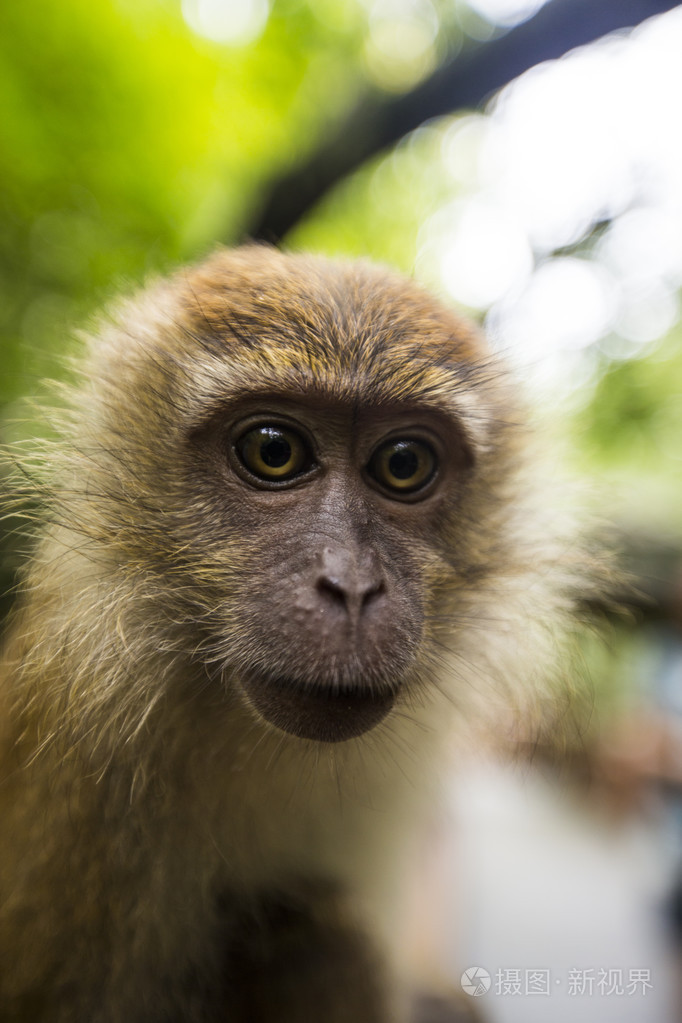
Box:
236 425 314 483
366 438 437 496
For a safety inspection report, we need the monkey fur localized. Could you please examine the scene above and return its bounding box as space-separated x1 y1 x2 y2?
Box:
0 247 586 1021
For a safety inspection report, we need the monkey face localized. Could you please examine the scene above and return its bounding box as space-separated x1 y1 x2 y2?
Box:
168 260 502 745
84 248 512 744
193 397 470 743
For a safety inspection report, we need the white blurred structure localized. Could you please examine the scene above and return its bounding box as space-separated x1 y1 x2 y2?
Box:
418 5 682 394
449 761 679 1023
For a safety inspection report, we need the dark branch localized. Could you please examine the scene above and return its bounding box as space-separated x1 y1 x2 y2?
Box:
247 0 681 242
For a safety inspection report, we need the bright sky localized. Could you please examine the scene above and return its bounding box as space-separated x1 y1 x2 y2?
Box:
467 0 550 27
181 0 270 44
419 4 682 391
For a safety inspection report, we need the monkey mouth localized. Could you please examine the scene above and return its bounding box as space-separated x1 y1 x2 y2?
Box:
239 672 397 743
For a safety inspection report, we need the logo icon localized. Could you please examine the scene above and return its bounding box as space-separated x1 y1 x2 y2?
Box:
461 966 491 997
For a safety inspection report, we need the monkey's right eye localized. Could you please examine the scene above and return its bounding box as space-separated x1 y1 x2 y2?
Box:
235 425 314 484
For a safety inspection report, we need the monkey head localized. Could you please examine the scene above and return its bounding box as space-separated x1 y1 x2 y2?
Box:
69 247 517 745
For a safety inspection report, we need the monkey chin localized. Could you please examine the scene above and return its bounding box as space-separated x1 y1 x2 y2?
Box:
239 672 398 743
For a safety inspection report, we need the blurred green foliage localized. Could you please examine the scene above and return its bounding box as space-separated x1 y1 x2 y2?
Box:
575 328 682 534
290 123 454 272
0 0 372 419
585 331 682 470
0 0 680 528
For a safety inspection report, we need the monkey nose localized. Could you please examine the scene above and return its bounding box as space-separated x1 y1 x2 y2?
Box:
315 548 385 623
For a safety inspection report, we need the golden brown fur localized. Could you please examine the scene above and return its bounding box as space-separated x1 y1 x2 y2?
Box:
0 247 588 1021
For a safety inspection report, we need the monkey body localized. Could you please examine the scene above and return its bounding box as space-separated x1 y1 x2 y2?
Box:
0 660 418 1020
0 248 577 1021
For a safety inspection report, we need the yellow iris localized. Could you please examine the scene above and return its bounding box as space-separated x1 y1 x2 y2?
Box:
368 439 436 494
237 426 309 481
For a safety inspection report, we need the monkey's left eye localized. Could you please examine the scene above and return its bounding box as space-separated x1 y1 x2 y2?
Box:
236 425 313 483
367 438 437 496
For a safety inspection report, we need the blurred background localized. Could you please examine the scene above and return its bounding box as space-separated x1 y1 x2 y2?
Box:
1 0 681 1019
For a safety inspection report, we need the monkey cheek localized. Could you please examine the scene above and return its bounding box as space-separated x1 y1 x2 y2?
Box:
239 673 398 743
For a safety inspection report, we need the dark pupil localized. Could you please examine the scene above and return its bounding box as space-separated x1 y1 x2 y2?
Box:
261 433 291 468
389 447 418 480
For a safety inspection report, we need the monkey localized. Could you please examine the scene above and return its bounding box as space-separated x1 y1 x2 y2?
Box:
0 245 588 1022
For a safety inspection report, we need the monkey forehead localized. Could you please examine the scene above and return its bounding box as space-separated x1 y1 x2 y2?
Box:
168 247 502 417
179 246 484 362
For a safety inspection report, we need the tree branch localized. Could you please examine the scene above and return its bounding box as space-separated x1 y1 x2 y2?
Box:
247 0 681 242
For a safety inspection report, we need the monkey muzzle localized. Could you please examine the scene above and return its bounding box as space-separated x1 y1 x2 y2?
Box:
231 536 423 742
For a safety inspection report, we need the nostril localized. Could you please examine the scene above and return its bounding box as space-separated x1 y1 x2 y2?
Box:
316 574 385 616
362 580 385 609
317 575 348 609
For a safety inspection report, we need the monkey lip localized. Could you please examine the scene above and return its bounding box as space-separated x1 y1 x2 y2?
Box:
240 672 397 743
